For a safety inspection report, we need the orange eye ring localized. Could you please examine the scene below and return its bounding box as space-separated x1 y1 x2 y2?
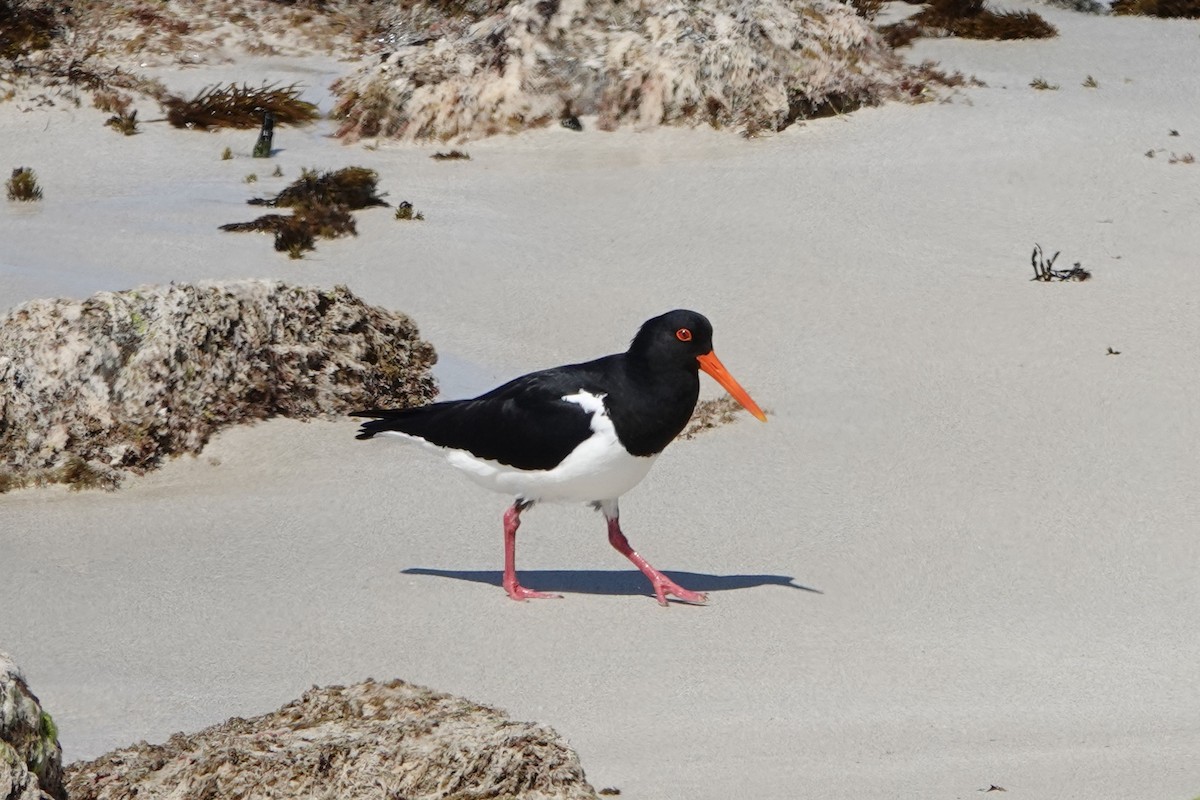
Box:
675 328 692 342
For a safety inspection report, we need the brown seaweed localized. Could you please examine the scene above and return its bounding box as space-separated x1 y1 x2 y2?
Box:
162 82 319 130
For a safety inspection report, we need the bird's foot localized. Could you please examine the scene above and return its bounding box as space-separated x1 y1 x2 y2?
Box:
504 581 563 602
650 576 707 607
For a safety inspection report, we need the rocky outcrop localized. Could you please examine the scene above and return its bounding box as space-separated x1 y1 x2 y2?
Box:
332 0 916 142
0 281 437 492
0 653 64 800
65 679 598 800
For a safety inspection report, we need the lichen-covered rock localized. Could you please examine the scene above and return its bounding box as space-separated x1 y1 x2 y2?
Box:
332 0 916 142
0 281 437 492
65 679 598 800
0 653 65 800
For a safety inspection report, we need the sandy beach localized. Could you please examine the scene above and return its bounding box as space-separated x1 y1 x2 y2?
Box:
3 4 1200 797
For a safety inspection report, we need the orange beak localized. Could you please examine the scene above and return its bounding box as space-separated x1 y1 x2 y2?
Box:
697 351 767 422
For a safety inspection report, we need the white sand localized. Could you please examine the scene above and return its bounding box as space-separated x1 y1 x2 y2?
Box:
3 6 1200 798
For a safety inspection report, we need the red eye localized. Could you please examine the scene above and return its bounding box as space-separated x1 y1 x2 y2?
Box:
676 328 692 342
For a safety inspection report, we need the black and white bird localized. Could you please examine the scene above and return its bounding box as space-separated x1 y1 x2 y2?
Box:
352 309 766 605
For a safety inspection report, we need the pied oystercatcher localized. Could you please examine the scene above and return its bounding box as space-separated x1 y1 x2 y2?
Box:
352 309 766 605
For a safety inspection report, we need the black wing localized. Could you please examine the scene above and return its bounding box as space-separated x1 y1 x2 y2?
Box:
352 362 615 471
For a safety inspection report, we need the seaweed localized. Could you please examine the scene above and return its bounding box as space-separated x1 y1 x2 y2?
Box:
1044 0 1106 11
1031 244 1091 282
6 166 42 201
883 0 1056 45
57 456 119 491
250 166 387 210
1112 0 1200 16
431 150 471 160
162 82 319 130
92 89 132 114
898 60 986 99
680 397 753 439
221 166 380 256
220 207 356 257
394 201 424 221
105 109 139 135
0 0 57 59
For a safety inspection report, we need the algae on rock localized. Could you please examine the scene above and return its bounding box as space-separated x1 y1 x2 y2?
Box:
0 652 65 800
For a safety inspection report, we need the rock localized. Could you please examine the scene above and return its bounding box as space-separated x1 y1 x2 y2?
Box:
0 281 437 492
331 0 915 141
65 679 598 800
0 652 65 800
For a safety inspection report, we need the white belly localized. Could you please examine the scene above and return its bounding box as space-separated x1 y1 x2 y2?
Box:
383 390 659 504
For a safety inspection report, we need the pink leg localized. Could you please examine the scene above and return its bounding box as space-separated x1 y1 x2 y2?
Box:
503 502 562 602
606 515 707 606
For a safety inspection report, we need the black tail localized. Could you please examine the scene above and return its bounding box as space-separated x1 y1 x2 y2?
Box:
350 407 431 440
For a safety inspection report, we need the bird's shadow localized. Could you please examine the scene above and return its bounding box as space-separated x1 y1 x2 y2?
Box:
402 568 821 598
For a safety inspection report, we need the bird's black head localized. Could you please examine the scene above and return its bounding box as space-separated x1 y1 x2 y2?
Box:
628 309 767 423
629 309 715 369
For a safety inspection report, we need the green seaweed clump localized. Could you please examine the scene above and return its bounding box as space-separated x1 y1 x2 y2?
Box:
163 82 319 130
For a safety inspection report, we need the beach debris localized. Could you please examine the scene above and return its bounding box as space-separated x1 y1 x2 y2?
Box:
681 396 750 440
883 0 1056 47
0 651 66 800
1169 129 1180 136
6 166 43 201
104 108 139 135
91 88 132 114
394 201 425 221
431 150 470 160
248 165 386 210
1031 244 1092 282
252 110 275 157
1043 0 1106 12
1107 347 1121 355
1168 152 1195 164
162 82 318 130
331 0 920 142
0 1 54 58
0 281 437 492
1082 75 1099 88
981 786 1007 793
1029 77 1059 90
64 679 600 800
561 115 583 131
1112 0 1200 17
598 789 621 796
222 166 387 256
